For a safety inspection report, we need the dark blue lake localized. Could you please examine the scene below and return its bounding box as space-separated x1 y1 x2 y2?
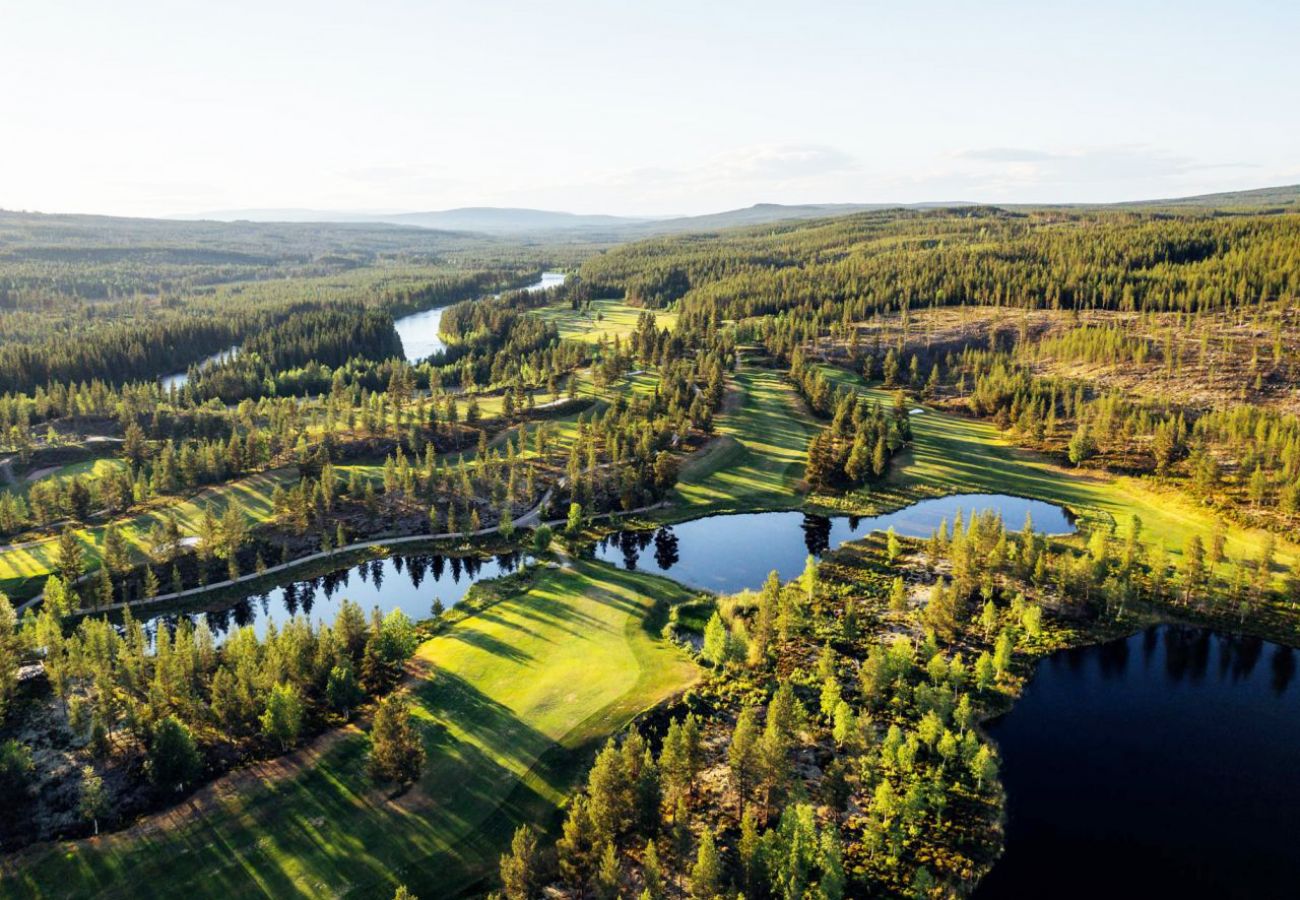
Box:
593 493 1073 593
978 625 1300 899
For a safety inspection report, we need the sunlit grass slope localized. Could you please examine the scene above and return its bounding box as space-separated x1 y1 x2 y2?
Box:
5 560 699 899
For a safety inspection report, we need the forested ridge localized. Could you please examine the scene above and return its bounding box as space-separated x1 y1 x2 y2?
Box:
581 208 1300 319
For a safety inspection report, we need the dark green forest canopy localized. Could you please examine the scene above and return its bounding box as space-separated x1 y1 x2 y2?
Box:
578 207 1300 322
0 211 597 393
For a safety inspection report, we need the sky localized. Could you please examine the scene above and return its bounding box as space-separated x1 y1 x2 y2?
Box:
2 0 1298 218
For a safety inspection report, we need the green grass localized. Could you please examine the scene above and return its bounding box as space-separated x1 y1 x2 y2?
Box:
670 366 816 517
0 463 395 600
8 458 129 497
816 365 1295 571
5 560 699 900
532 298 677 344
0 470 293 599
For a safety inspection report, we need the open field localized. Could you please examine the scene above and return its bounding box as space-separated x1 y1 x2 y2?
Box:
532 298 677 343
3 560 699 900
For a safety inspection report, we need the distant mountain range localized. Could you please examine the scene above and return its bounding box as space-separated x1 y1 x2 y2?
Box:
176 202 943 237
178 185 1300 237
1108 183 1300 210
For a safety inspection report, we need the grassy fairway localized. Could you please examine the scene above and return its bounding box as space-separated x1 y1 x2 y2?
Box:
532 298 677 343
0 464 394 600
671 365 816 516
816 366 1295 571
9 458 129 496
0 470 294 600
4 561 699 900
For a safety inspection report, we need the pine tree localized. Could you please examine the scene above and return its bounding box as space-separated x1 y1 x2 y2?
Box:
55 526 85 582
78 766 108 835
728 707 760 803
148 716 201 793
595 842 622 900
690 828 721 900
367 694 425 787
499 824 539 900
557 795 599 888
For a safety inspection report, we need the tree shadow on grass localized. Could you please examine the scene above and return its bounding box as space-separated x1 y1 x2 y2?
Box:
442 627 536 665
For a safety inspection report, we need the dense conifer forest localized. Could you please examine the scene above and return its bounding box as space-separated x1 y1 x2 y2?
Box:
1 197 1298 899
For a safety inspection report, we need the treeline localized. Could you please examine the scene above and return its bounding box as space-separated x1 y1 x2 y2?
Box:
0 252 533 395
189 306 402 401
579 209 1300 339
0 598 419 846
0 315 248 394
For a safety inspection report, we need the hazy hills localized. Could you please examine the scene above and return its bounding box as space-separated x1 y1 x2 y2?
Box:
178 185 1300 238
176 203 894 236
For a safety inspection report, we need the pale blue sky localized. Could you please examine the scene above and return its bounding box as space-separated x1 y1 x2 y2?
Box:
2 0 1297 216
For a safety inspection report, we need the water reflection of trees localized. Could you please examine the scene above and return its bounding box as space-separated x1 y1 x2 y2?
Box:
801 514 832 556
654 529 680 570
1271 645 1295 695
1054 626 1294 696
134 551 520 644
1096 635 1129 678
1162 627 1213 682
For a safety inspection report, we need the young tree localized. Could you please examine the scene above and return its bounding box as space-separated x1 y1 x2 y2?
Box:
1067 422 1097 466
885 527 901 564
970 744 998 790
921 581 961 641
43 576 75 618
728 707 760 803
557 795 599 888
260 683 305 751
326 663 364 721
78 766 109 835
148 716 202 794
595 842 622 900
368 694 425 787
499 823 539 900
889 575 907 612
701 613 730 666
531 524 553 554
0 739 34 806
690 828 721 900
642 839 666 900
1181 534 1207 605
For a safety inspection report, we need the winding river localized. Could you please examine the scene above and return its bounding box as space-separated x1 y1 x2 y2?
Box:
159 345 240 391
979 625 1300 899
394 270 565 362
157 272 565 388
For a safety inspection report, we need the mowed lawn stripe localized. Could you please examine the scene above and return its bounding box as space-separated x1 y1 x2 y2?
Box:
4 561 699 900
673 366 816 515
